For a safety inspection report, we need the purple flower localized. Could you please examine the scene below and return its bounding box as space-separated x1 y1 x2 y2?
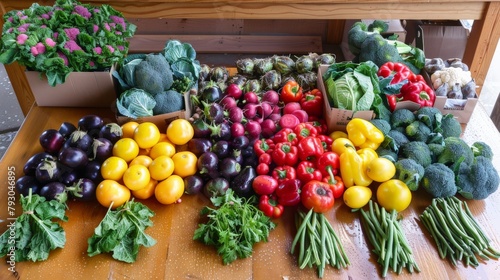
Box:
115 31 122 35
64 28 80 41
104 23 111 31
16 34 28 44
106 45 115 53
93 24 99 33
110 15 126 30
7 16 14 23
93 47 102 55
41 13 50 20
31 42 46 56
64 40 82 53
17 23 30 33
53 32 59 39
45 38 56 47
93 8 100 13
20 15 28 21
89 61 95 67
57 52 68 66
74 5 91 19
117 46 125 51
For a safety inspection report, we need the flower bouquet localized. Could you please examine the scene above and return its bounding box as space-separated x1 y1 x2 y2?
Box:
0 0 136 87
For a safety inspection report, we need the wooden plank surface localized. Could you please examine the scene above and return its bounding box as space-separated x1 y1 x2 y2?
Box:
0 104 499 280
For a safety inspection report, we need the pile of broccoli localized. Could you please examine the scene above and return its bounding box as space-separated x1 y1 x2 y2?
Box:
375 106 499 200
347 20 425 74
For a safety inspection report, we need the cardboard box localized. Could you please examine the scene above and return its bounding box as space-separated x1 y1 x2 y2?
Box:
416 21 469 60
341 19 407 61
26 67 117 108
433 96 478 124
317 65 375 133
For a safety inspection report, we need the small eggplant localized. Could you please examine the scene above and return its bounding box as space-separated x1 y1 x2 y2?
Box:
39 181 68 204
39 129 65 154
184 175 205 195
230 166 257 198
461 79 477 99
447 83 463 99
98 123 123 144
197 152 219 179
23 152 54 176
91 138 113 162
201 82 223 103
35 159 62 184
83 161 104 183
212 140 231 159
261 70 282 90
78 114 104 133
67 130 93 152
191 118 212 138
219 157 241 180
211 122 232 142
203 177 230 199
231 135 250 150
236 58 255 75
435 83 448 97
203 101 225 124
67 178 96 201
15 175 41 196
58 147 89 169
59 122 77 139
187 138 213 157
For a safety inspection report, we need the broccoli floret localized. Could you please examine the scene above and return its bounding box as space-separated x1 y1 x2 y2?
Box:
390 108 415 128
399 141 432 167
375 147 398 163
369 118 391 135
135 53 174 95
394 158 425 191
347 22 369 56
405 120 431 142
456 156 499 200
415 106 443 130
470 141 494 160
387 129 410 149
440 114 462 138
427 143 445 162
437 137 474 167
153 90 185 115
367 20 389 33
421 163 457 198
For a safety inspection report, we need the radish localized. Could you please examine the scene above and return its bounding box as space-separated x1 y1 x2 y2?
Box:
279 114 300 129
261 102 273 118
228 106 244 123
230 122 246 138
225 83 243 100
267 113 282 124
245 120 262 139
243 103 260 119
261 119 277 138
272 105 281 114
283 102 301 115
243 91 259 104
292 109 309 123
262 90 280 105
220 96 238 109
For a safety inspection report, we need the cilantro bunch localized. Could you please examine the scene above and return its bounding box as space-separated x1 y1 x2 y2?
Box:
194 190 276 264
0 0 136 86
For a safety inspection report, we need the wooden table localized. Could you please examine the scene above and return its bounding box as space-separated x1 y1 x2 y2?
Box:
0 102 499 279
1 0 500 116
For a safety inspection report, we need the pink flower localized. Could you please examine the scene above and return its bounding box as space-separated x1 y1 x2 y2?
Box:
106 45 115 53
110 15 126 30
41 13 50 20
117 46 125 51
20 15 28 21
115 31 122 35
93 8 100 13
31 42 46 56
64 28 80 41
57 52 69 66
45 38 56 47
74 5 91 19
17 23 30 32
93 24 99 33
7 16 14 23
89 61 95 67
16 34 28 45
104 23 111 31
53 32 59 39
93 47 102 55
64 40 82 53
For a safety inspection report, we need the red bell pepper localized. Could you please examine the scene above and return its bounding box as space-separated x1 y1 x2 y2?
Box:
317 134 333 152
296 160 323 183
322 175 345 199
271 142 299 166
398 80 436 107
280 80 303 104
272 165 297 184
272 128 298 146
300 89 323 117
259 153 272 165
254 139 275 156
294 123 318 141
386 94 398 112
377 62 411 84
300 180 335 213
252 175 279 195
316 151 340 177
259 194 284 218
306 118 328 135
275 179 301 206
297 136 324 162
408 73 426 83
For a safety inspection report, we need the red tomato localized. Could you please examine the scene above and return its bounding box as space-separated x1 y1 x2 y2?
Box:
301 180 335 213
252 175 279 195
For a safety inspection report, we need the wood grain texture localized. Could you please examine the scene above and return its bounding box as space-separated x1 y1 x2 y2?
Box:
0 104 499 279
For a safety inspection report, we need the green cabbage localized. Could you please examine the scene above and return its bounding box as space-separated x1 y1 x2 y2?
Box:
116 88 156 118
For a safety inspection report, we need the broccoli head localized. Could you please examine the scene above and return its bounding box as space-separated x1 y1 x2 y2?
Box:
153 90 185 115
437 137 474 167
415 106 443 130
399 141 432 167
390 108 416 128
405 120 431 142
440 114 462 139
369 118 391 135
421 163 457 198
394 158 425 191
471 141 493 160
456 156 499 200
427 143 445 162
135 53 174 95
367 20 389 33
375 146 398 163
382 129 410 153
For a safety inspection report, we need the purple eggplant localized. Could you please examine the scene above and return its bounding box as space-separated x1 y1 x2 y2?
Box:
211 121 232 142
67 178 96 201
23 152 54 176
78 114 104 132
200 83 223 103
82 161 103 183
191 119 212 138
197 152 219 179
58 147 88 169
203 177 229 199
91 138 113 162
212 140 231 159
59 122 77 139
203 101 224 124
230 166 257 198
219 157 241 180
16 175 41 196
39 181 68 204
39 129 65 154
67 130 93 152
183 174 205 195
60 169 81 186
187 138 213 157
35 159 62 184
98 123 123 144
231 135 250 150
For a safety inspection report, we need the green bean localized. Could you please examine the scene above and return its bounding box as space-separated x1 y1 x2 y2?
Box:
291 208 312 254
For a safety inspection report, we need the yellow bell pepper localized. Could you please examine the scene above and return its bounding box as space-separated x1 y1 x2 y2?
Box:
346 118 384 150
357 148 378 170
331 137 354 156
340 145 373 188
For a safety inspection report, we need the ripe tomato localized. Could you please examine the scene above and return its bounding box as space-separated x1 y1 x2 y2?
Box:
366 157 396 182
96 179 131 209
129 155 153 168
132 179 158 200
123 164 150 191
171 151 198 178
121 121 139 139
300 180 335 213
155 175 184 204
134 122 161 149
149 141 176 159
158 133 172 143
101 156 128 181
376 179 412 212
166 119 194 145
343 185 372 209
113 138 139 162
149 155 174 181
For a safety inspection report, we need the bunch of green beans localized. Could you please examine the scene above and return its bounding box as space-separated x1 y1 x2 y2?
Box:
291 208 350 278
420 196 500 266
359 200 420 277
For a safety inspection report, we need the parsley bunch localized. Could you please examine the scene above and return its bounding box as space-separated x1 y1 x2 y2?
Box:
0 192 67 262
87 200 156 263
193 190 276 264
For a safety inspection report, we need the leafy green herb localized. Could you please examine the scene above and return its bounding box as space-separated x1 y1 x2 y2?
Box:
87 200 156 263
0 192 67 262
193 189 276 265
